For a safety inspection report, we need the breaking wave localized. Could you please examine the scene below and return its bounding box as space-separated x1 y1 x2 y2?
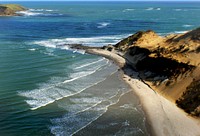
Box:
123 8 135 12
18 58 112 110
50 89 127 136
145 7 161 11
145 7 154 11
29 8 56 12
16 11 43 16
31 34 129 48
16 8 63 17
174 31 189 34
174 9 188 11
97 22 110 28
182 24 193 28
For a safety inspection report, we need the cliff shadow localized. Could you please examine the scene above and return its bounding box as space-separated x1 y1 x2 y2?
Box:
123 46 195 85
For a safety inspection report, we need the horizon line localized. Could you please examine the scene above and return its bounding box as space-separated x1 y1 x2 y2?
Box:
1 0 200 2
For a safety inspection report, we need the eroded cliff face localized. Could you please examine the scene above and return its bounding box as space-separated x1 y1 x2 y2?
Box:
0 4 26 16
176 79 200 117
114 27 200 117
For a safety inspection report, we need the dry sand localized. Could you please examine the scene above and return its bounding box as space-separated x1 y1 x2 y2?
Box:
87 49 200 136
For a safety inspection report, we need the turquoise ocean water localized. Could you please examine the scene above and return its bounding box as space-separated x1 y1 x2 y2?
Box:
0 1 200 136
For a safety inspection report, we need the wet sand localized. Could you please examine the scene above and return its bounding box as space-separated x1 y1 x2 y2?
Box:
74 72 148 136
87 49 200 136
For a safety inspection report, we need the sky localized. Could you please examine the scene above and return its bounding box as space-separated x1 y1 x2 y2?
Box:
1 0 200 1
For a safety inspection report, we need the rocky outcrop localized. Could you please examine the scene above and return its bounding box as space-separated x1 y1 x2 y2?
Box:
0 4 26 16
114 27 200 117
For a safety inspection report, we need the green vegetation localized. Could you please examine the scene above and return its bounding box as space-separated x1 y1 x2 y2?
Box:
0 4 26 11
0 4 26 16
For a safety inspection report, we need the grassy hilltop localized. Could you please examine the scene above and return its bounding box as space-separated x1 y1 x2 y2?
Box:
0 4 26 16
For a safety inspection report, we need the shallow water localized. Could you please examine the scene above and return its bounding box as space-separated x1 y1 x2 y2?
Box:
0 1 200 136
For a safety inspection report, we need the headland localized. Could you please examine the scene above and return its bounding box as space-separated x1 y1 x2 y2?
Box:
72 27 200 136
0 4 26 16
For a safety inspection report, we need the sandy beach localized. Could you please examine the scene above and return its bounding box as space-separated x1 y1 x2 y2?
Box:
73 72 148 136
87 48 200 136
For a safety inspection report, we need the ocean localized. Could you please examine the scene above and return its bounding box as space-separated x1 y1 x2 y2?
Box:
0 1 200 136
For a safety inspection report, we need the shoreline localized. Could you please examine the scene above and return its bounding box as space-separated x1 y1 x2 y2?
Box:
73 71 149 136
87 48 200 136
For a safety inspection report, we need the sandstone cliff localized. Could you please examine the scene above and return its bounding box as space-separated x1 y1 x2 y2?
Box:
114 27 200 117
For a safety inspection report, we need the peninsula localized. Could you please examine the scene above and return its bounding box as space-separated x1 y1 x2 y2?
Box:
73 27 200 136
0 4 26 16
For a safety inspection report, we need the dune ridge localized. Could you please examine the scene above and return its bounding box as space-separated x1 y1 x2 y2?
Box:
113 27 200 117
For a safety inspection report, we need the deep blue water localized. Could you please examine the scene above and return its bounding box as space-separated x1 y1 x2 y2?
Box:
0 1 200 136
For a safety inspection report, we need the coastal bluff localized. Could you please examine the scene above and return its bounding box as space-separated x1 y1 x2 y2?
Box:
73 27 200 117
82 27 200 136
0 4 26 16
112 27 200 117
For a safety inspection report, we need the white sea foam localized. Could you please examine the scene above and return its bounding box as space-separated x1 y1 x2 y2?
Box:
16 11 43 16
29 8 42 11
145 7 160 11
29 8 55 12
50 89 126 136
146 7 154 11
20 77 99 110
123 8 135 12
174 31 189 34
120 104 134 109
18 60 110 110
28 48 36 51
105 10 116 13
16 9 61 17
72 49 85 54
156 8 161 10
69 57 107 72
114 127 144 136
70 57 108 72
74 99 103 115
174 9 182 11
46 9 54 12
63 71 97 84
32 34 128 48
97 22 110 28
57 72 118 113
183 24 193 28
60 96 106 116
34 40 57 48
75 58 105 69
70 94 124 135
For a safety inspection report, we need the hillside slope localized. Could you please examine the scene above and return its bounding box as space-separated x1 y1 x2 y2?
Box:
0 4 26 16
114 27 200 117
